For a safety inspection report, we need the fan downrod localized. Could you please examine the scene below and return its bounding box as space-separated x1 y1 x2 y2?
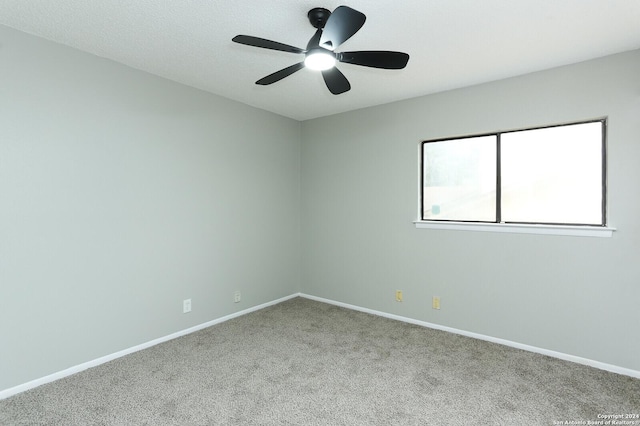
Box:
307 8 331 29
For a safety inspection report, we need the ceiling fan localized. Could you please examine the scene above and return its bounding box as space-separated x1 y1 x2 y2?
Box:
232 6 410 95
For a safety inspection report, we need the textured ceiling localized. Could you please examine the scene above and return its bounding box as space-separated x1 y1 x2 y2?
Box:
1 1 640 121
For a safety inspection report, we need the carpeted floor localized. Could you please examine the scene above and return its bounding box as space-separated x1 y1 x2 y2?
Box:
1 297 638 425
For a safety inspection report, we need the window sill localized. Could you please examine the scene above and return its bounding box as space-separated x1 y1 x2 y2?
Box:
413 221 615 237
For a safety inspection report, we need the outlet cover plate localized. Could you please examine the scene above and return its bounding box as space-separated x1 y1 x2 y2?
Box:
432 296 440 310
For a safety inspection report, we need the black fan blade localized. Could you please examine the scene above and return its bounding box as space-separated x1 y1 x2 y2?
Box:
256 62 305 85
338 51 410 69
232 35 305 54
322 67 351 95
319 6 366 51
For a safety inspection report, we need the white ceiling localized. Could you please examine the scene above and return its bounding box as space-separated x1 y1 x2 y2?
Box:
2 1 640 121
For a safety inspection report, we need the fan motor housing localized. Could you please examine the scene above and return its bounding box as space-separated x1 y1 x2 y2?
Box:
308 8 331 29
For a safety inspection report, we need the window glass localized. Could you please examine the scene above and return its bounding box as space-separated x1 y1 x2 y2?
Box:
422 135 496 221
420 120 605 226
501 122 603 225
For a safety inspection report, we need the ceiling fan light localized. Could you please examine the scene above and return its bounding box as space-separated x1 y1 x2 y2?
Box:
304 51 336 71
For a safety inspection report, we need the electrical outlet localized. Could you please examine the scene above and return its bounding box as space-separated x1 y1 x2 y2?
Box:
234 291 241 303
183 299 192 313
395 290 403 302
432 296 440 310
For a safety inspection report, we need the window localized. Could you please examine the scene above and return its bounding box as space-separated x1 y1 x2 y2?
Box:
419 120 609 234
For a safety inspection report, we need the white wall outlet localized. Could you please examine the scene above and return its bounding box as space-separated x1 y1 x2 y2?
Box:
432 296 441 310
395 290 403 302
183 299 192 313
234 291 241 303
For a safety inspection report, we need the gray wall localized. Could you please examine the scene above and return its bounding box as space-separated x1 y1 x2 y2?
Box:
0 26 301 391
2 22 638 393
301 49 640 372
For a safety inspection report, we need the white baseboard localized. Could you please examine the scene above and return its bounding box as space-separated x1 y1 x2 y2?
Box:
0 293 300 400
300 293 640 379
3 291 637 400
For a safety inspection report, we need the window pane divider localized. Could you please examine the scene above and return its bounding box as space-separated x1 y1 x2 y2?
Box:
496 133 502 223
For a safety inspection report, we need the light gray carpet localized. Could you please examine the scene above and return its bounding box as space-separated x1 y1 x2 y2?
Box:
1 297 638 425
